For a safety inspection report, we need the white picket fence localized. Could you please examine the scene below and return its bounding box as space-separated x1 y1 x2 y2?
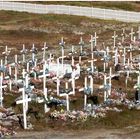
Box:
0 2 140 22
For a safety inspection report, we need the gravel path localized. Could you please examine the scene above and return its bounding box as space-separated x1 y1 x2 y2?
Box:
11 128 131 139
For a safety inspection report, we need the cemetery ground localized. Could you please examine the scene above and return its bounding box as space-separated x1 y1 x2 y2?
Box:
1 10 140 138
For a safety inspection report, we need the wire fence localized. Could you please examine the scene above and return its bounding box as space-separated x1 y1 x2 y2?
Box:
0 2 140 22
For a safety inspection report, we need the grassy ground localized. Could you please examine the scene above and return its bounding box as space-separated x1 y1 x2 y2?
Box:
23 1 140 12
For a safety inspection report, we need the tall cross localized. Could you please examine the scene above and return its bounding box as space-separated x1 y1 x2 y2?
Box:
112 31 118 48
88 52 97 74
79 76 92 109
89 33 98 52
20 44 28 63
16 87 31 129
121 28 125 43
93 32 98 47
59 82 73 111
42 42 48 61
52 58 63 96
59 48 66 75
2 46 10 65
79 37 84 54
14 55 18 81
39 61 50 95
68 69 79 95
30 44 37 63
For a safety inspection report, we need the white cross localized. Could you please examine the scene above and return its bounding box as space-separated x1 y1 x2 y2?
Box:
20 44 28 63
59 37 65 47
30 44 37 62
101 51 108 72
112 31 118 48
59 82 73 111
88 53 97 73
59 48 66 75
14 55 18 81
79 76 93 109
129 28 135 41
38 61 50 95
99 68 112 101
93 32 98 47
122 48 126 65
2 46 10 65
121 28 125 43
52 58 63 96
16 87 31 129
42 42 48 61
79 37 84 54
0 76 7 107
68 69 79 95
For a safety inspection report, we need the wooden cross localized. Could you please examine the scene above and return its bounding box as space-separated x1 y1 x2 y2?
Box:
121 28 126 43
59 48 66 75
79 76 93 109
99 67 112 101
68 46 77 66
122 47 126 65
2 46 10 65
88 52 97 74
38 61 50 95
20 44 28 63
52 58 63 96
59 82 73 111
129 28 135 41
93 32 98 47
59 37 65 47
112 31 118 48
68 69 79 95
16 87 31 129
30 44 37 63
42 42 48 61
79 37 84 55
